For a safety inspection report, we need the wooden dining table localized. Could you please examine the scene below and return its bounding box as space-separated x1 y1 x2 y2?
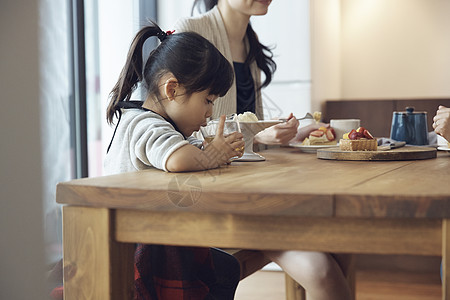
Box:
57 147 450 300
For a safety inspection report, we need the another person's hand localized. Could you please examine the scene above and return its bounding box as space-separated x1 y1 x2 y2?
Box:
254 113 299 145
432 105 450 141
290 122 329 143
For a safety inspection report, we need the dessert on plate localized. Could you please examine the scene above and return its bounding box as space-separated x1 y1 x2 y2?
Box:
339 127 377 151
302 126 336 146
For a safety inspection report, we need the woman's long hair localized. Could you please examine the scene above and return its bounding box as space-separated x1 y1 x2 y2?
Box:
192 0 276 89
106 21 234 124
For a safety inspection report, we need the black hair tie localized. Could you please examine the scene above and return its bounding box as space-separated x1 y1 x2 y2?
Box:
157 30 175 42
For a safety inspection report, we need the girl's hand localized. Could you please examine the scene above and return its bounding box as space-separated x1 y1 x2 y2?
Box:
204 115 244 165
291 122 329 143
433 105 450 141
166 115 243 172
254 113 299 145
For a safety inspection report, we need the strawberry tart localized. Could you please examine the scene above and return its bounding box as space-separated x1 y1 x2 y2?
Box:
339 127 377 151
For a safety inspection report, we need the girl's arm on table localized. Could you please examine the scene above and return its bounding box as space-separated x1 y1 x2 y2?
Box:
166 117 244 172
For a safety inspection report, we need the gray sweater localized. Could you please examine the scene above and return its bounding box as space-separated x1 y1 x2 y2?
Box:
104 109 200 174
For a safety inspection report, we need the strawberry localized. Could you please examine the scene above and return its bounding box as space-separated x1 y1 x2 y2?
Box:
329 128 336 137
348 129 358 140
363 129 374 139
349 129 364 140
310 130 324 137
325 129 335 141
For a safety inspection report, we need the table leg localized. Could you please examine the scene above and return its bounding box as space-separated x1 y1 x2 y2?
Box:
285 273 305 300
62 206 134 300
334 254 356 300
444 219 449 300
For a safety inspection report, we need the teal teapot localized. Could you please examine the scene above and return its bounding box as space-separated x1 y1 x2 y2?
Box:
390 107 428 145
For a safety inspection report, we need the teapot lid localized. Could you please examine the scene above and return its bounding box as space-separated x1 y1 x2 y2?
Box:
394 106 427 115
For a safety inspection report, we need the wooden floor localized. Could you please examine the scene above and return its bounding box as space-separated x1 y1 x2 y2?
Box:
235 269 442 300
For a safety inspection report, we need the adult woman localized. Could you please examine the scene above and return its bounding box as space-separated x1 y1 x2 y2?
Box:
174 2 352 299
175 0 320 145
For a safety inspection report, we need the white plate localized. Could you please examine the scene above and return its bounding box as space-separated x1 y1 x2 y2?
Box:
289 143 339 153
437 146 450 152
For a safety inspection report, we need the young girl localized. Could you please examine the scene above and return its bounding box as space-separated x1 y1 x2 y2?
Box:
175 1 352 299
104 22 245 299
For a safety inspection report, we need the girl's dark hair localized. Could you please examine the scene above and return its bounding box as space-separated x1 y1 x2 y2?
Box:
107 21 234 124
192 0 276 89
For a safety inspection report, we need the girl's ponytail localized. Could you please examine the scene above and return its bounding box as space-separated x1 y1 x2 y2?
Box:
107 20 233 126
106 24 162 124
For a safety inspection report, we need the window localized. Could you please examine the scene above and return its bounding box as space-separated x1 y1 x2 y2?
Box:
252 0 311 119
84 0 157 177
40 0 73 265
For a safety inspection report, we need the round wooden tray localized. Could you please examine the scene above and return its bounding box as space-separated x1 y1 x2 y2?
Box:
317 146 437 161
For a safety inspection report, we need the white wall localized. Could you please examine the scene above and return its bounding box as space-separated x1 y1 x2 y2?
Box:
0 0 46 299
311 0 450 108
341 0 450 99
310 0 342 111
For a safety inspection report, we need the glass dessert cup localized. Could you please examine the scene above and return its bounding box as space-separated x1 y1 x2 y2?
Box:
200 118 242 161
236 120 282 162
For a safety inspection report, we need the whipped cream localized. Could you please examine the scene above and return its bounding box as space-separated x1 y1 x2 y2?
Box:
234 112 258 122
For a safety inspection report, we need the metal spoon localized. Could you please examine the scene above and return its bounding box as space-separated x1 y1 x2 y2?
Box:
298 112 314 120
279 113 314 122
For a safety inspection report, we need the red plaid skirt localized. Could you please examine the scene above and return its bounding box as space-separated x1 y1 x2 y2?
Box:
50 245 240 300
134 244 240 300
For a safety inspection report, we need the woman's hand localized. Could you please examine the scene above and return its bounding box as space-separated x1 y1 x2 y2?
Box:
433 105 450 141
204 115 244 165
254 113 300 145
290 122 329 143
